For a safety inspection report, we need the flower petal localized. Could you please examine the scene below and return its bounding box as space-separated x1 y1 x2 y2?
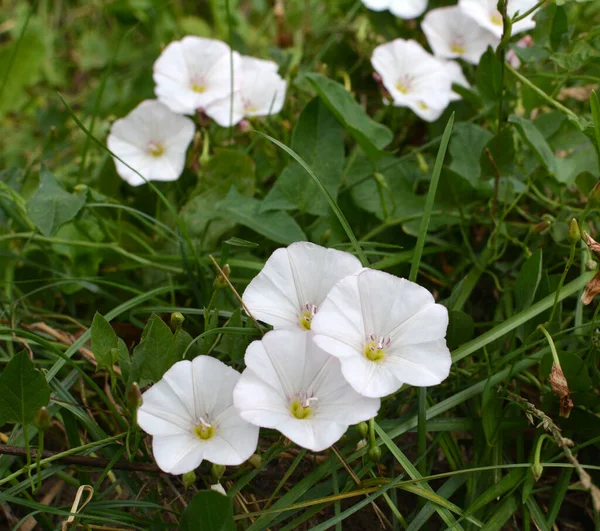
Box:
151 433 204 474
338 354 403 398
203 406 259 465
388 0 427 19
386 339 451 386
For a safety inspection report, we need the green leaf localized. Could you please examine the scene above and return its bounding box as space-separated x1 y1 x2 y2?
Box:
181 148 255 249
477 48 503 103
464 469 525 521
481 495 519 531
482 378 501 446
117 338 131 384
26 167 87 237
449 123 493 184
590 90 600 154
304 73 393 160
0 351 51 425
262 97 344 215
514 250 543 312
132 314 178 384
550 6 568 51
91 312 119 370
479 128 516 179
216 188 306 245
509 115 558 175
446 310 475 350
180 490 235 531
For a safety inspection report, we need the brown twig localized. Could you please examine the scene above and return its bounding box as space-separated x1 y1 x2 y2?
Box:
0 444 159 473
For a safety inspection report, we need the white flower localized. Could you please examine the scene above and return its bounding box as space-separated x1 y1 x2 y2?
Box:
422 6 499 64
233 330 380 452
210 483 227 496
459 0 539 39
153 36 241 115
242 242 362 331
107 100 195 186
137 356 259 474
205 56 287 127
311 269 451 398
371 39 464 122
362 0 428 19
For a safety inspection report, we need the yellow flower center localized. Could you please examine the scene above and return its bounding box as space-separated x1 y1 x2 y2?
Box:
290 400 312 419
418 101 429 110
148 143 165 158
395 82 409 94
364 340 386 362
450 43 466 54
490 13 503 25
194 423 215 440
298 303 317 331
191 83 206 93
245 105 258 113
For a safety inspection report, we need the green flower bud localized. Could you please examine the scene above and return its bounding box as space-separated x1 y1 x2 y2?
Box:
368 446 382 463
182 470 196 489
127 382 143 411
34 407 51 431
568 219 581 243
589 181 600 206
170 312 185 331
356 422 369 438
211 463 226 482
214 264 231 289
248 454 262 469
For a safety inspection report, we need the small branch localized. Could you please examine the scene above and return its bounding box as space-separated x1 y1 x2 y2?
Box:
0 444 159 473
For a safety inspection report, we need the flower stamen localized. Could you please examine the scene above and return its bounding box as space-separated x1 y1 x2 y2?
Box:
364 334 390 363
147 142 165 158
290 395 317 420
191 82 206 93
490 13 503 25
298 302 318 331
194 417 215 440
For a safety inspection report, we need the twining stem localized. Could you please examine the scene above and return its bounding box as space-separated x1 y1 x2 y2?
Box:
547 237 578 326
538 325 561 368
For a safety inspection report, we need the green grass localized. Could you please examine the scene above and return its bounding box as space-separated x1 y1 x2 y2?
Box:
1 0 600 529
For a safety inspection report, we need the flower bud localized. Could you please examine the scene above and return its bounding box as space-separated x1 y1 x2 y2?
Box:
182 470 196 489
73 184 88 194
531 461 543 481
549 363 573 418
248 454 262 469
356 422 368 438
214 264 231 289
127 382 143 411
356 439 367 451
568 218 581 243
34 407 51 431
170 312 185 331
368 446 382 463
199 131 211 166
210 483 227 496
532 220 551 233
211 463 226 482
238 119 251 133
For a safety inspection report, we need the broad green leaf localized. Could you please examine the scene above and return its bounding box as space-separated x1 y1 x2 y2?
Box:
132 314 178 384
171 328 200 361
26 167 87 237
180 490 235 531
590 90 600 154
0 351 51 425
550 6 568 51
117 338 131 384
446 310 475 350
181 148 255 249
262 97 344 215
91 312 119 370
479 128 516 179
514 250 543 312
304 73 393 159
449 123 493 184
509 115 558 175
216 188 306 245
476 48 503 103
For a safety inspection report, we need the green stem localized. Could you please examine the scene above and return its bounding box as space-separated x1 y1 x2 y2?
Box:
547 240 577 326
0 433 125 488
538 325 560 368
417 387 427 477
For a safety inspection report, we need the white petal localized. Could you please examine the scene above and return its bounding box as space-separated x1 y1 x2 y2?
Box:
338 354 403 398
459 0 537 39
389 303 449 346
203 406 259 465
138 361 196 436
241 55 280 74
190 355 241 419
422 6 499 64
242 242 362 331
311 272 365 358
361 0 390 11
388 0 427 19
151 433 204 474
205 92 245 127
386 339 451 386
276 417 348 452
242 73 287 117
211 483 227 495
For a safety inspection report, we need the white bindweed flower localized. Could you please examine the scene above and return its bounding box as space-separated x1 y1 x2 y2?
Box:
362 0 428 19
233 330 381 452
153 36 241 115
371 39 463 122
107 100 195 186
459 0 539 39
422 6 500 64
242 242 362 331
206 56 287 127
137 356 259 474
311 269 451 398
